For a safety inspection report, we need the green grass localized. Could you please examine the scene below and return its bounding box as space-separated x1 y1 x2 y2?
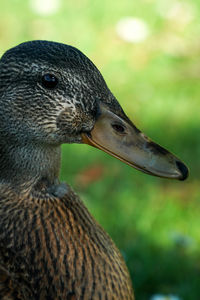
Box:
1 0 200 299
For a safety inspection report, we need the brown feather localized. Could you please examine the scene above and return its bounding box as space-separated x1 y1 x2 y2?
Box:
0 184 134 299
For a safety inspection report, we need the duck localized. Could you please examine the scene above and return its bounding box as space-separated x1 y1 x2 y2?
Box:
0 40 188 300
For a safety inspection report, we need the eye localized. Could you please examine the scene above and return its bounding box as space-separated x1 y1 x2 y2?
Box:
111 123 126 134
41 73 58 89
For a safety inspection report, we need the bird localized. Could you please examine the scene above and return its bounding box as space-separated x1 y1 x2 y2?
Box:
0 40 188 300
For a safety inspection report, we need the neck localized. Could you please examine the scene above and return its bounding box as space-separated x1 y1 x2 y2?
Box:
0 142 61 193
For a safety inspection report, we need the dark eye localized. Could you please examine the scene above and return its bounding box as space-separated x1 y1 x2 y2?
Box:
41 74 58 89
112 123 126 134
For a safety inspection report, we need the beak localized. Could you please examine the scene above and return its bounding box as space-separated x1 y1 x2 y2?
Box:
82 104 188 180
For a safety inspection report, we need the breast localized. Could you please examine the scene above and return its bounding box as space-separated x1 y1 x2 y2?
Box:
0 186 134 300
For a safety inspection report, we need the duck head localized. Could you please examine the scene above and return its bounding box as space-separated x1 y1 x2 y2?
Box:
0 40 188 188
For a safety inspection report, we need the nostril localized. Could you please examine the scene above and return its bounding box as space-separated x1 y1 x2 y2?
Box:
176 161 189 181
111 123 126 134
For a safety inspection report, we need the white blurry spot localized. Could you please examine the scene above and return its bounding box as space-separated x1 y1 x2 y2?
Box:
30 0 61 16
116 17 149 43
157 1 194 25
150 295 182 300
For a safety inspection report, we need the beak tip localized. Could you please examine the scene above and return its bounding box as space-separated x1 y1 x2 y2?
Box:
176 160 189 181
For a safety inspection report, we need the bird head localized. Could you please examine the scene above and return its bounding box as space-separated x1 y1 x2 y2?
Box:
0 40 188 181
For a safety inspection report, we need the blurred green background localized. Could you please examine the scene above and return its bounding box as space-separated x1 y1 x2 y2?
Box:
0 0 199 299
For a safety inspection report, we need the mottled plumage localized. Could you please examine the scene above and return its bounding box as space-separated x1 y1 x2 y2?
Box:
0 184 133 299
0 41 188 299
